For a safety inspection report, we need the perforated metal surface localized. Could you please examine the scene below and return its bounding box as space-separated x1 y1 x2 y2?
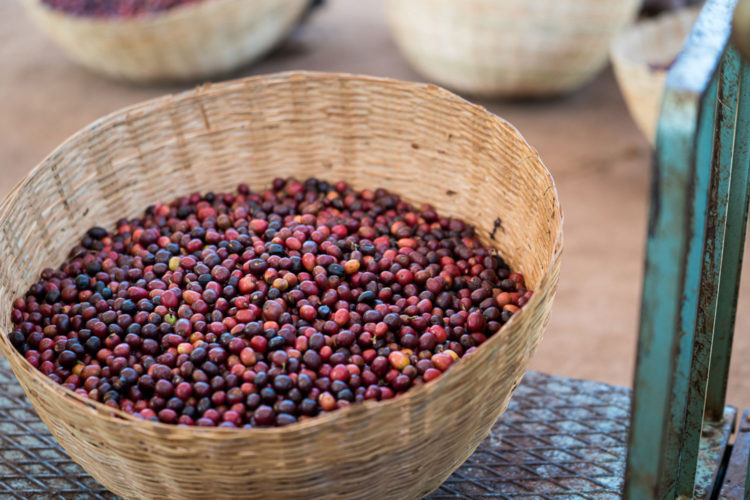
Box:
431 371 629 499
0 358 113 500
0 359 630 499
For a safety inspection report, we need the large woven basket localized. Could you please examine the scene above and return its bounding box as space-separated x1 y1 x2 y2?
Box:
384 0 640 98
19 0 307 83
0 72 562 499
611 7 701 144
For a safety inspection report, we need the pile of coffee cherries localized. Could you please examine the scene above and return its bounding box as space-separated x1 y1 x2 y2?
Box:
9 178 531 427
41 0 207 18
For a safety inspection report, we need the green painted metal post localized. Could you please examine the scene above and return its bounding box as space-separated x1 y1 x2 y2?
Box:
678 46 746 495
625 0 739 497
626 78 715 500
704 49 750 422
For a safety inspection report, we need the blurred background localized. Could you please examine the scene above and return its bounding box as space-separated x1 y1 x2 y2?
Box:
3 0 747 407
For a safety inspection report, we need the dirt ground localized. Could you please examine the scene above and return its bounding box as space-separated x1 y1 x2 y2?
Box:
1 0 748 410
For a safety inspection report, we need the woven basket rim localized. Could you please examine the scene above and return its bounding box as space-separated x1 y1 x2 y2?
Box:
0 70 563 436
610 5 702 63
21 0 269 26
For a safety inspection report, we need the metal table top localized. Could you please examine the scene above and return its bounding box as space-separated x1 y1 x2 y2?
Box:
0 359 630 500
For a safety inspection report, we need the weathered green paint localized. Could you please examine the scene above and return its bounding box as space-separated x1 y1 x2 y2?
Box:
625 0 738 498
672 73 720 498
704 48 750 423
626 85 703 500
678 47 740 496
669 73 719 499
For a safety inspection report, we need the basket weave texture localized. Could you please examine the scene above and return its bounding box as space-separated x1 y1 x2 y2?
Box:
0 71 562 500
385 0 640 97
19 0 307 83
610 7 701 144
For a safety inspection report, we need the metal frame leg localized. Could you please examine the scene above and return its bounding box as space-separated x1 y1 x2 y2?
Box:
625 0 744 497
704 48 750 422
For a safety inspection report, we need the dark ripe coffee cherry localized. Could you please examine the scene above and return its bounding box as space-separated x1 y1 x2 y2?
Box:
328 263 345 277
155 379 174 398
210 376 225 392
202 362 219 378
317 305 331 319
166 397 185 413
393 374 411 391
190 347 207 364
194 381 211 399
9 330 25 350
383 313 401 329
196 397 212 416
337 388 354 402
273 375 293 393
297 373 314 392
207 347 227 365
287 388 302 403
254 405 276 426
84 336 101 354
300 398 318 416
302 350 322 370
276 399 296 415
268 336 286 351
276 414 297 426
138 375 156 392
329 353 347 367
260 387 276 403
152 364 172 380
58 350 77 368
120 367 138 386
419 332 436 351
357 291 376 304
309 333 325 351
245 393 261 411
331 380 348 394
253 371 269 388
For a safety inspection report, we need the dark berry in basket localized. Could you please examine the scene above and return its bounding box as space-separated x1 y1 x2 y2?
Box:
8 177 532 427
41 0 209 18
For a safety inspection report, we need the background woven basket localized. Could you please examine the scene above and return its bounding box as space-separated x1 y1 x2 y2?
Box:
0 71 562 499
610 7 701 144
384 0 640 98
19 0 307 83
